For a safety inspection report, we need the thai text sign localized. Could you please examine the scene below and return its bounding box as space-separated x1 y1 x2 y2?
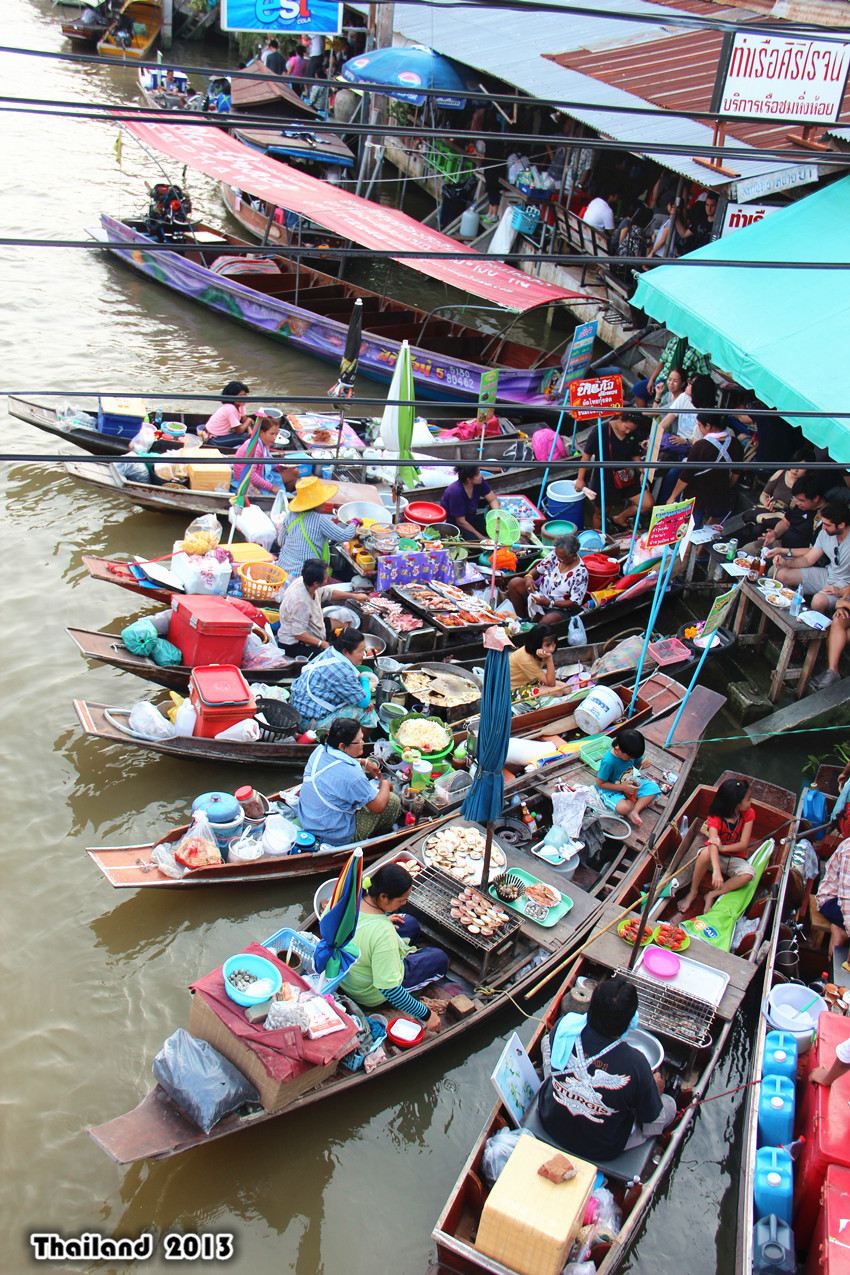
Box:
647 499 695 548
222 0 344 36
568 374 624 422
703 585 738 639
721 202 781 237
712 32 850 124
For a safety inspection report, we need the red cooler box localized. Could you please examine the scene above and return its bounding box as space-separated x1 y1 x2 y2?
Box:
807 1165 850 1275
794 1012 850 1246
168 595 252 667
189 665 255 739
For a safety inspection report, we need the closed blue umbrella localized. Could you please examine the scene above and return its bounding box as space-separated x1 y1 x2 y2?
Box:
461 627 514 883
341 46 471 110
313 847 363 985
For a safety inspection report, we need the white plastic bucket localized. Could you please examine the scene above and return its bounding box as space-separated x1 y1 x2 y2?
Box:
574 685 624 736
505 737 561 767
764 985 827 1055
313 878 336 919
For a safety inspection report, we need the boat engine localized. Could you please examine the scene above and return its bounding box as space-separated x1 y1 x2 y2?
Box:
145 184 193 243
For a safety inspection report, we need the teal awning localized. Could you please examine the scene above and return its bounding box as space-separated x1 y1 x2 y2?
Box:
633 178 850 462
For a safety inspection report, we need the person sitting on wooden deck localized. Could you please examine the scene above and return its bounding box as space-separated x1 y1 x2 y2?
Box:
199 381 252 447
594 727 661 829
771 502 850 617
508 625 568 693
534 975 675 1162
340 863 447 1030
676 778 755 918
815 836 850 958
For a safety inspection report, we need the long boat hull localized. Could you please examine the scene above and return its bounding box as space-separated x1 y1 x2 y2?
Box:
97 215 563 405
87 732 720 1163
97 1 161 57
431 782 795 1275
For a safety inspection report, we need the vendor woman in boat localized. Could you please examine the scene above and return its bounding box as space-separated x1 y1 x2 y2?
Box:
289 628 378 731
441 464 500 540
276 476 356 575
199 380 252 447
506 533 588 623
340 863 447 1032
297 718 401 846
277 558 369 657
231 415 289 494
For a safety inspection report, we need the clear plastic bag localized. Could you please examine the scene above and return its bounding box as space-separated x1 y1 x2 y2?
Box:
567 615 588 647
481 1127 532 1185
173 811 222 868
152 1029 258 1133
262 814 298 857
551 784 593 839
180 514 222 556
128 701 178 741
214 718 260 743
129 421 156 454
151 842 186 879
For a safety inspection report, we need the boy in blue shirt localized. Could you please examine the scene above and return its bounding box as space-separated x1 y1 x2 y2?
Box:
595 727 661 828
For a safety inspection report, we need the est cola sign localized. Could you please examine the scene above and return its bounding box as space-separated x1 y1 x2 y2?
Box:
221 0 343 34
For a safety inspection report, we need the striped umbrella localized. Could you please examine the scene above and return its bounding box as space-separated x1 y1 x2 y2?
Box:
314 846 364 983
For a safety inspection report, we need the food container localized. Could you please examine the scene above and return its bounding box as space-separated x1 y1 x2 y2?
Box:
541 519 577 543
406 501 447 526
338 501 390 525
641 946 681 979
361 634 387 659
169 595 252 667
386 1017 425 1049
222 953 282 1007
189 665 255 739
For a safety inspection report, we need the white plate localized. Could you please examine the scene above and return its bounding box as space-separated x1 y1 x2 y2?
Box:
767 593 791 609
720 562 750 578
799 609 832 630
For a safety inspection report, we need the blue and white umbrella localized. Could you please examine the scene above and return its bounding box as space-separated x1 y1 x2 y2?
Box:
341 45 472 110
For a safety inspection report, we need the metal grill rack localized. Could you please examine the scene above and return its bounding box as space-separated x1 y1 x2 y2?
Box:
409 865 520 978
615 968 717 1050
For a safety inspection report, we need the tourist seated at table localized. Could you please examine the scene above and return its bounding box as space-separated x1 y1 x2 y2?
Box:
276 476 356 574
677 778 755 917
742 474 825 556
575 411 652 530
811 587 850 691
199 380 251 446
297 719 401 847
582 187 617 235
289 629 377 731
534 975 675 1161
814 836 850 957
506 534 588 623
669 411 742 529
340 863 447 1029
277 559 368 658
770 502 850 615
441 465 500 540
230 415 287 495
508 625 569 692
595 727 661 829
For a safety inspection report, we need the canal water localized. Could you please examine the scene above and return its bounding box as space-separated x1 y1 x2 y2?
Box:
0 3 818 1271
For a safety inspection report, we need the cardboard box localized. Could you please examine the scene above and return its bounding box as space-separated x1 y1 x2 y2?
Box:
474 1135 595 1275
188 993 339 1113
187 449 231 492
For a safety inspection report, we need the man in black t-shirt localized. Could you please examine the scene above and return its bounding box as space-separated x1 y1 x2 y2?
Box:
535 975 675 1162
575 411 653 530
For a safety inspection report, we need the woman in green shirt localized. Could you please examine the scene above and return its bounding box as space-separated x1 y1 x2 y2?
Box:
341 864 448 1031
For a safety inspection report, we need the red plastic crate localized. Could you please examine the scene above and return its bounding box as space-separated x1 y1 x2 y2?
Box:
189 665 255 739
795 1012 850 1246
806 1165 850 1275
168 595 251 668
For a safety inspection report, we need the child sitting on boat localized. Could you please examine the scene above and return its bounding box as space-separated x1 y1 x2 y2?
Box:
676 778 756 918
594 727 661 828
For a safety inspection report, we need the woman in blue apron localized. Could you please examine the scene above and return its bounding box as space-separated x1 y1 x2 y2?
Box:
290 628 378 732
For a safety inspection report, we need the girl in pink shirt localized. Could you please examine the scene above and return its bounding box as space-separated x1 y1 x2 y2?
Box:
200 381 250 446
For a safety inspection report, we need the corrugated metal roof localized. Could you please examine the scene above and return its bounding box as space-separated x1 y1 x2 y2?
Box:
351 0 824 191
827 125 850 141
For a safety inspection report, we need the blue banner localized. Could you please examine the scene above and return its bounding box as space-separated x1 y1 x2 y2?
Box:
221 0 343 34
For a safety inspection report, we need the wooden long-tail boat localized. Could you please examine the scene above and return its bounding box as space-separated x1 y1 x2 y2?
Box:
87 716 723 1164
97 0 161 58
93 214 567 405
61 1 118 46
429 777 796 1275
219 182 348 256
229 65 354 171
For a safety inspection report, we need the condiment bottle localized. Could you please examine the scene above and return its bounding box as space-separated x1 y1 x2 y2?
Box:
235 786 265 820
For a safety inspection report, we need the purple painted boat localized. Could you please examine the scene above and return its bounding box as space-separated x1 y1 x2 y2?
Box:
96 214 567 405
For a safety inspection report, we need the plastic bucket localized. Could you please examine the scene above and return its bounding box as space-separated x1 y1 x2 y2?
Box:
583 553 620 592
541 519 577 544
574 685 624 735
546 480 586 530
764 984 827 1054
410 759 433 792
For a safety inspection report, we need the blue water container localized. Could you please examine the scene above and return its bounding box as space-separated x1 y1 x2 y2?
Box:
191 792 244 857
754 1147 794 1224
752 1215 795 1274
545 480 585 530
763 1031 799 1083
757 1076 795 1148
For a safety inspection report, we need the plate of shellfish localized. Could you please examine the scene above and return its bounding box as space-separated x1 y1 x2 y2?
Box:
421 823 507 885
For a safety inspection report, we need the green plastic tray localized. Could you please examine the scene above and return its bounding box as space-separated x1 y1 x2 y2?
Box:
489 868 574 928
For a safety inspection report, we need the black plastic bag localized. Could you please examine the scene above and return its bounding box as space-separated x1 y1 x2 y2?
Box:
152 1029 259 1133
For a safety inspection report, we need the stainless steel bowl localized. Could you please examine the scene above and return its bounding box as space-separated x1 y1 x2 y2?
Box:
624 1027 664 1071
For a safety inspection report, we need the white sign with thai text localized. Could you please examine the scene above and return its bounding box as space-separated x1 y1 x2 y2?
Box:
714 33 850 124
721 202 781 236
733 164 819 204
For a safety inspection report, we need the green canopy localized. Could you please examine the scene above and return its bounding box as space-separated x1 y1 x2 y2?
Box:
633 177 850 461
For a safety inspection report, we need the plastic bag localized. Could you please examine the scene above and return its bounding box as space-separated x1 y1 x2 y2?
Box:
214 718 260 742
150 609 172 636
116 460 151 481
122 618 158 657
481 1127 532 1185
270 486 289 536
177 555 231 596
181 514 222 556
152 1029 258 1133
551 784 593 839
262 814 298 857
152 637 183 668
128 701 178 741
151 842 186 879
130 421 156 454
228 503 277 551
173 811 222 868
567 614 588 647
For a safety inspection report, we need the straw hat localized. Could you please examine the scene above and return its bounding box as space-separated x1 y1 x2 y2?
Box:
289 475 339 512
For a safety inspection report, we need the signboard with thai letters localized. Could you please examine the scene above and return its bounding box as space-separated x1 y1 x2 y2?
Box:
712 32 850 125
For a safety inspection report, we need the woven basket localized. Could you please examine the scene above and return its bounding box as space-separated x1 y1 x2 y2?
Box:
238 561 286 602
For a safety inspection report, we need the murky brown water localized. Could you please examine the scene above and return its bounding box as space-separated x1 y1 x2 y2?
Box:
0 4 810 1272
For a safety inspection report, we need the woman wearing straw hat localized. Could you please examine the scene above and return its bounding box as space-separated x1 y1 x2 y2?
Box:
277 475 357 577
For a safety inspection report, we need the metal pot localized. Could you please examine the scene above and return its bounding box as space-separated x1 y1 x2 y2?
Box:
625 1028 664 1071
376 678 404 709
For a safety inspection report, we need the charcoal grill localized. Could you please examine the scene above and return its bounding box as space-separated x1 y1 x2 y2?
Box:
615 967 717 1050
409 864 520 978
